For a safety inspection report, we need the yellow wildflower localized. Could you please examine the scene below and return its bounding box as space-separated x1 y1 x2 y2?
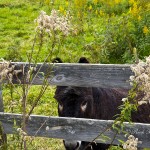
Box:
77 11 81 18
143 26 149 35
129 0 135 4
74 0 86 8
133 47 137 57
132 3 138 15
129 2 141 17
115 0 121 4
138 15 141 21
45 0 49 5
93 0 98 5
63 11 67 16
88 5 92 11
99 10 105 16
84 12 87 18
65 1 69 7
59 6 64 13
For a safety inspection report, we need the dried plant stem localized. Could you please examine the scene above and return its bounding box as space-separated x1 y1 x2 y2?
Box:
35 31 44 64
5 71 22 98
21 66 28 150
28 34 37 64
28 51 53 88
0 122 7 150
83 124 113 150
24 32 56 125
26 81 49 121
9 83 15 113
109 130 119 148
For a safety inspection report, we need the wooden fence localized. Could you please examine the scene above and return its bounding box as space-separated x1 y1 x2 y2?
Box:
0 62 150 148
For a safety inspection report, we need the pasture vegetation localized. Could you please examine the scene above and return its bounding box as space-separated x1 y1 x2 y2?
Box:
0 0 149 149
0 0 149 63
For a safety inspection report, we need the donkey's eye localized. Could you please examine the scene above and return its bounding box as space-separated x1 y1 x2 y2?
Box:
58 102 63 112
81 100 88 112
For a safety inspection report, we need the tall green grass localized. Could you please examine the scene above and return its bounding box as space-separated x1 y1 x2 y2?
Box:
1 0 149 63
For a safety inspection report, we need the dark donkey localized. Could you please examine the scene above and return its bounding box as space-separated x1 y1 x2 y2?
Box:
54 57 150 150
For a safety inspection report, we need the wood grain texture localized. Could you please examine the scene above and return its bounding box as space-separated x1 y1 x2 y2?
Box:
10 62 133 88
0 113 150 148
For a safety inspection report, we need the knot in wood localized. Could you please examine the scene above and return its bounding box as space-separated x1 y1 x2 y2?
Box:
56 75 64 81
87 120 94 125
52 74 65 83
66 126 75 134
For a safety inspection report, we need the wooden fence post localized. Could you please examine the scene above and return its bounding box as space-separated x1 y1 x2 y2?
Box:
0 85 7 148
0 85 4 112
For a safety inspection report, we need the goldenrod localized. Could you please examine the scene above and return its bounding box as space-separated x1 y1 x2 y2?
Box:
93 0 98 5
129 0 135 4
95 10 98 15
99 10 105 16
88 5 92 11
59 6 64 13
115 0 121 4
143 26 149 35
138 15 141 21
129 2 141 18
74 0 86 8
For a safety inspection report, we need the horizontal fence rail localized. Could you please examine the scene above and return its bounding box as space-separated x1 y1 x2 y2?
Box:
7 62 134 88
0 113 150 148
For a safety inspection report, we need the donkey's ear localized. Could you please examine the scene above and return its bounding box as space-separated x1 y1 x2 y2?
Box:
78 57 89 63
52 57 63 63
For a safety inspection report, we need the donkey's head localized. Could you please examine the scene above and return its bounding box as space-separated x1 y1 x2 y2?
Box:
54 57 94 150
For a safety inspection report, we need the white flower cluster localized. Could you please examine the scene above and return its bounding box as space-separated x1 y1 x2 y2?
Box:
0 59 22 82
121 97 128 102
17 128 27 136
35 10 71 36
123 135 140 150
17 128 32 141
130 56 150 105
0 59 14 82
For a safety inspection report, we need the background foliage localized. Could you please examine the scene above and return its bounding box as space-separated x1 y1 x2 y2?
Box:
0 0 149 63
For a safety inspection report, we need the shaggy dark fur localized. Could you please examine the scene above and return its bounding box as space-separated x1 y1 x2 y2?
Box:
54 57 150 150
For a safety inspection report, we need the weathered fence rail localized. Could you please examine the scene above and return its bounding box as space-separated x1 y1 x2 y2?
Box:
11 62 133 88
0 112 150 148
0 62 150 148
